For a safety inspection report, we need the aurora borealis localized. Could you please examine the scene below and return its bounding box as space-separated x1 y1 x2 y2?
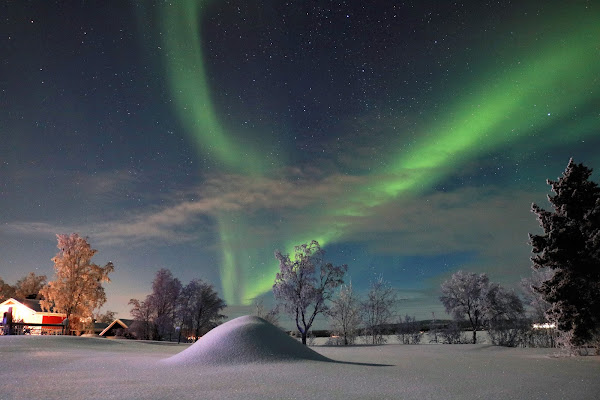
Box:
2 1 599 320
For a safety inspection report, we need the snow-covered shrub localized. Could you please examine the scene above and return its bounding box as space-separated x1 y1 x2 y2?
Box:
440 322 465 344
325 335 345 346
487 319 529 347
396 315 422 344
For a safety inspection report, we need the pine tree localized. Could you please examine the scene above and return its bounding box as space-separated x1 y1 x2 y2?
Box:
530 159 600 346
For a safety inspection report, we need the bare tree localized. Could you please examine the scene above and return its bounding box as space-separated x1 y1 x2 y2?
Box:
178 279 226 340
397 314 422 344
40 234 114 334
129 298 154 340
148 268 181 340
362 276 397 345
328 282 361 345
521 268 554 323
254 298 280 326
440 270 488 344
485 284 526 347
94 310 116 324
273 240 347 345
429 311 439 343
14 272 47 300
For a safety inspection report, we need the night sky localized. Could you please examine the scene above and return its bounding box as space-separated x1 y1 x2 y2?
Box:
2 1 599 321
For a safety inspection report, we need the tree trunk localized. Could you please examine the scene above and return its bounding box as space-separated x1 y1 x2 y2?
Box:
472 329 477 344
64 313 71 336
301 331 307 345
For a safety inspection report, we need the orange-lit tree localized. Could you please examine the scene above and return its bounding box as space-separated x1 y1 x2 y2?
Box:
40 233 114 334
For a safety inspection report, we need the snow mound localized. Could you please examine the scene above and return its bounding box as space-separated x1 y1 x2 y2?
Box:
163 315 330 365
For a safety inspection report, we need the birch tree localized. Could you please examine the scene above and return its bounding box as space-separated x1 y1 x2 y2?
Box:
273 240 347 345
129 298 154 340
440 270 489 344
521 268 554 323
361 276 397 344
40 234 114 333
328 282 361 345
254 298 280 326
178 279 226 340
147 268 181 340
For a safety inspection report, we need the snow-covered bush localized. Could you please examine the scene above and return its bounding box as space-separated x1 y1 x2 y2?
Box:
439 321 465 344
396 315 422 344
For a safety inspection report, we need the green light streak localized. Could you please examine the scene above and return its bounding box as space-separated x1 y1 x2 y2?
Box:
364 16 600 206
244 12 600 301
217 215 239 305
243 232 340 303
153 4 599 305
159 1 266 174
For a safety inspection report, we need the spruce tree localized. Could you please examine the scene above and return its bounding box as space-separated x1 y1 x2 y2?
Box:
530 159 600 346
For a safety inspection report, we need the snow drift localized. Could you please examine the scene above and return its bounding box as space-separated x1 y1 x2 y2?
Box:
163 315 331 365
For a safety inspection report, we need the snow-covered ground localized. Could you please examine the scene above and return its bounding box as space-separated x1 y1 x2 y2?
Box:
1 316 598 400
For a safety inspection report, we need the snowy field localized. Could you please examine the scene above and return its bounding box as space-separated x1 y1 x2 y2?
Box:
1 317 598 400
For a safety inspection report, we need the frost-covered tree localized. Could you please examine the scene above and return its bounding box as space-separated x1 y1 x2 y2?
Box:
485 284 526 346
129 269 181 340
40 234 114 333
530 159 600 346
521 268 554 323
273 240 347 345
328 282 361 345
14 272 47 300
94 310 116 324
361 276 397 344
0 277 16 302
485 285 524 322
148 268 181 340
440 270 489 344
129 298 154 340
178 279 226 340
396 314 422 344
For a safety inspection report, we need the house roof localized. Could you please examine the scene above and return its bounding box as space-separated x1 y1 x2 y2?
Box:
94 322 110 331
0 297 65 316
99 319 134 336
0 297 41 312
21 299 44 312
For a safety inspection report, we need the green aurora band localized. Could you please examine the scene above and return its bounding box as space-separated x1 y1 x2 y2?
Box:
157 3 599 305
159 1 267 175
